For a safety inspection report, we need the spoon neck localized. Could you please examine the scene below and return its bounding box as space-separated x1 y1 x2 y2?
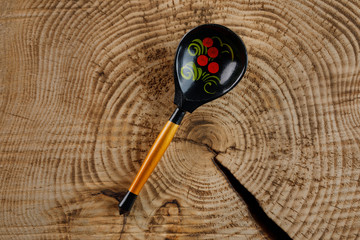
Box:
169 107 186 125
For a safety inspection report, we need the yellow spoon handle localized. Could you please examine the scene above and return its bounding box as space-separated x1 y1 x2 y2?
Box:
129 121 179 194
119 108 185 214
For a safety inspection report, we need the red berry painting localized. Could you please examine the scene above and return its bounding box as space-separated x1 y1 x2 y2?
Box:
208 47 219 58
202 37 213 47
197 55 208 66
180 36 234 94
208 62 219 74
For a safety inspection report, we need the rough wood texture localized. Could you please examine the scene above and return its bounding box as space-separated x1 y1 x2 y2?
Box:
1 0 359 239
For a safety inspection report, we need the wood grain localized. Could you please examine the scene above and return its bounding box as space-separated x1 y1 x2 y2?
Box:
1 0 359 239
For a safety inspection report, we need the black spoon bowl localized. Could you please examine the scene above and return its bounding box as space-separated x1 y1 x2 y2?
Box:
174 24 248 112
119 24 248 214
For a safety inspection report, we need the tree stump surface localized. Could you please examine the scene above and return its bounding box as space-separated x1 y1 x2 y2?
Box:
1 0 359 239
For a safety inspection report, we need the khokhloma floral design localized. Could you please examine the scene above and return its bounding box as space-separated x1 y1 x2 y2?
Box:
181 36 234 94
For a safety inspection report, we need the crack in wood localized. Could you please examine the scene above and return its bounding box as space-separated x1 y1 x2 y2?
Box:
100 189 127 202
119 213 128 240
108 141 291 239
99 189 128 239
206 145 292 240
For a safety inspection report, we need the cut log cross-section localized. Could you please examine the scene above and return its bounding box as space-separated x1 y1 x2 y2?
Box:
0 0 359 239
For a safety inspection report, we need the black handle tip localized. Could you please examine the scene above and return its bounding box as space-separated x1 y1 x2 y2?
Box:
118 191 137 215
119 208 129 216
169 107 186 125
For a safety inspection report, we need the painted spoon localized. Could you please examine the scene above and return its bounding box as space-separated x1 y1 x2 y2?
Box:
119 24 248 214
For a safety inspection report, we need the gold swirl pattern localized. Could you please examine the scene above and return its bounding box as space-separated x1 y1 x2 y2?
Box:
180 63 220 94
181 62 202 81
212 36 234 61
188 39 207 56
202 74 220 94
180 61 220 94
